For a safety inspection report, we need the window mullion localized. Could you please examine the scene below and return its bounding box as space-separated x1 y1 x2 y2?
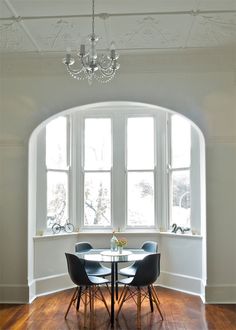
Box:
112 113 126 231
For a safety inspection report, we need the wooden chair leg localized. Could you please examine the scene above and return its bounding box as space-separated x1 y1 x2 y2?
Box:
98 286 111 317
65 287 78 319
116 286 128 318
148 285 154 312
89 286 95 329
137 287 141 329
76 286 82 311
151 284 160 304
118 285 126 304
84 288 88 328
151 287 164 320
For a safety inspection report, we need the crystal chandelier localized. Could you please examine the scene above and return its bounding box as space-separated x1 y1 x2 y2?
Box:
63 0 120 84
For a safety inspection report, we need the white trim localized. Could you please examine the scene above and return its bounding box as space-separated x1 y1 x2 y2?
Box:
158 284 201 297
33 231 203 238
159 270 202 295
34 273 73 296
0 284 29 304
205 284 236 303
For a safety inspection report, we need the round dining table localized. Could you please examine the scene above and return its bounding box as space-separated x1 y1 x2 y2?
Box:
75 248 151 327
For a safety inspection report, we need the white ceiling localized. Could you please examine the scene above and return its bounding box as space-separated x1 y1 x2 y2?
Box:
0 0 235 55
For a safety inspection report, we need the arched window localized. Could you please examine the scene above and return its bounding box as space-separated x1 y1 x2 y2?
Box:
34 104 203 235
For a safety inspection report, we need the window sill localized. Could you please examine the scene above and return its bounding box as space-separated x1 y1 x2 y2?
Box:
158 231 202 239
33 231 79 240
33 230 202 240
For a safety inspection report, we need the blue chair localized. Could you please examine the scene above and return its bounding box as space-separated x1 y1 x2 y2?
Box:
65 253 110 323
116 253 163 328
75 242 111 277
119 241 158 277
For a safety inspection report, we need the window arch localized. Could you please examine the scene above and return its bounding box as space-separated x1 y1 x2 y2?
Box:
31 102 205 235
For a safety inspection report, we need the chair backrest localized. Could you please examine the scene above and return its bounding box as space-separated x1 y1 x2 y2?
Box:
75 242 93 253
65 253 93 286
130 253 161 287
141 241 158 253
75 241 103 270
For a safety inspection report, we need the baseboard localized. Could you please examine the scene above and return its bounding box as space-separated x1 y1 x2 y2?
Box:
159 271 202 296
34 273 73 297
32 271 202 301
3 275 235 304
0 284 29 304
205 284 236 303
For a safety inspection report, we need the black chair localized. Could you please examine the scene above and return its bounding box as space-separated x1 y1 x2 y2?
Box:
116 253 163 328
75 242 111 277
119 241 158 277
65 253 110 325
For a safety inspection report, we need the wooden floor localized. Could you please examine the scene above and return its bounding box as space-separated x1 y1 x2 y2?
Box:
0 287 236 330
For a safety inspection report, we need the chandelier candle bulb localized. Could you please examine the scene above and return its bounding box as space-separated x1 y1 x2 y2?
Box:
66 53 71 64
80 44 85 56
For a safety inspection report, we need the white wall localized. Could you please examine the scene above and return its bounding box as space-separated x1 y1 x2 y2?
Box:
0 50 235 303
33 232 203 297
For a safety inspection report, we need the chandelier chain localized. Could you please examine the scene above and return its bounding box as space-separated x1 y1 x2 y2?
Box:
92 0 95 36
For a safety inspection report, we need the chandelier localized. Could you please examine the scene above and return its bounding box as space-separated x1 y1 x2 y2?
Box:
63 0 120 83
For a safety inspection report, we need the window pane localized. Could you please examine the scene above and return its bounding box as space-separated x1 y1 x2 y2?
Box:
170 170 190 228
47 171 68 228
84 118 111 170
127 172 154 226
84 172 111 226
171 115 191 168
46 116 68 169
127 117 154 170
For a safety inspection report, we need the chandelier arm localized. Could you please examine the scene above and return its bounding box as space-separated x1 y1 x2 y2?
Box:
97 58 113 71
66 64 86 75
94 72 116 83
99 67 116 77
80 56 90 70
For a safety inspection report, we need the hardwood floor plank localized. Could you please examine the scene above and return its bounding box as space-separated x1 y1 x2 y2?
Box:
0 287 235 330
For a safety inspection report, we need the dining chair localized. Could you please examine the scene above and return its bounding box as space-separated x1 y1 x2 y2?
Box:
75 242 112 311
116 253 163 328
119 241 158 277
75 242 111 277
65 253 110 327
118 241 159 306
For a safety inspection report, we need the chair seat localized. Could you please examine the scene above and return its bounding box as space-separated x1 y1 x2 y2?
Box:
117 277 134 285
86 264 111 277
119 265 137 277
88 275 110 285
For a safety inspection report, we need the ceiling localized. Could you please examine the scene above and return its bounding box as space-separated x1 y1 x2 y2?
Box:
0 0 235 55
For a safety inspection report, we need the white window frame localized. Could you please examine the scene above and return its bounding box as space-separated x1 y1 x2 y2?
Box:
125 115 157 230
167 113 192 230
45 115 71 230
36 108 201 234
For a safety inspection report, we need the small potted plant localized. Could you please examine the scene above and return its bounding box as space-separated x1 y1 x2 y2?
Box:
117 238 127 254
